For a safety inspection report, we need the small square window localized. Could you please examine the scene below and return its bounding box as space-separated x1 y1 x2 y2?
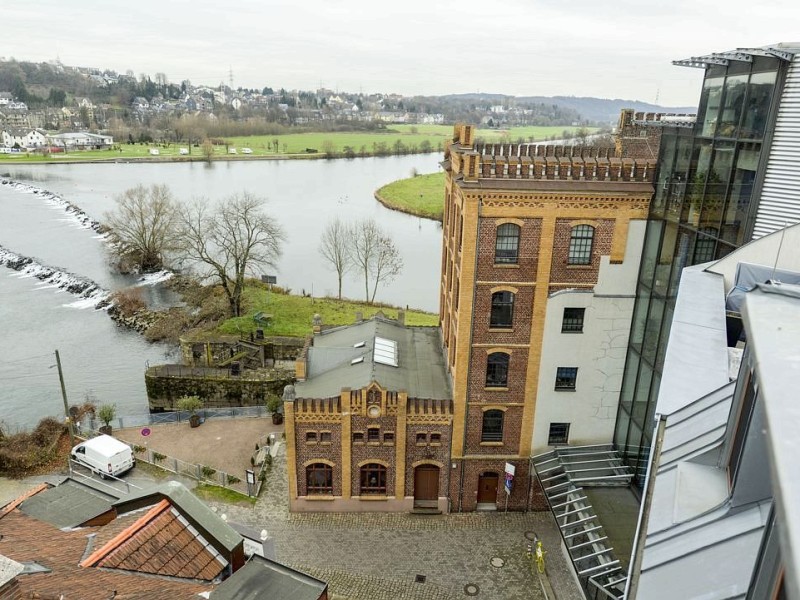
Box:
305 431 317 443
555 367 578 391
416 433 427 444
430 433 441 444
383 431 395 444
548 423 570 445
367 428 380 442
353 432 364 443
320 431 331 443
561 308 585 333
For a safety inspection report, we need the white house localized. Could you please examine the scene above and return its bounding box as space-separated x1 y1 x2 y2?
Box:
47 132 113 150
0 92 12 106
1 128 47 149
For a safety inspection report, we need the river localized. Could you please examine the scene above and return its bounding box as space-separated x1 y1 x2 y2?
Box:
0 154 443 429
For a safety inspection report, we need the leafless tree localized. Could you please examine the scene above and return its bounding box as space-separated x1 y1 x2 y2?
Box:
350 218 404 303
104 184 181 273
319 218 351 299
179 193 286 317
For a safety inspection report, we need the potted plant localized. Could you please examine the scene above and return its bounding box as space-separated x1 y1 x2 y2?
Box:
266 393 283 425
97 404 116 435
176 395 204 428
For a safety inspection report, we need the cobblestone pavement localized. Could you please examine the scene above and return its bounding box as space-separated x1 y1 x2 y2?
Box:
214 443 584 600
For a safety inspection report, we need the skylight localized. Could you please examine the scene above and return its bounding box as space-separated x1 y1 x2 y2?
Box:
353 341 365 348
374 336 398 367
351 356 364 365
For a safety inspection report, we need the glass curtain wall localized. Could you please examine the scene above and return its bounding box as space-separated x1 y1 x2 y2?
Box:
614 56 781 489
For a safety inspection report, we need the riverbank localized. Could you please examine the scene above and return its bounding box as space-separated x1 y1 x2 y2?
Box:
375 172 445 221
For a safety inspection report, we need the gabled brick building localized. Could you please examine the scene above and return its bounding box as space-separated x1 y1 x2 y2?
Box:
285 315 453 512
441 114 666 511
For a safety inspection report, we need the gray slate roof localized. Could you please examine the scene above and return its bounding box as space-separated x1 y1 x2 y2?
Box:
18 478 120 529
295 318 450 400
211 555 326 600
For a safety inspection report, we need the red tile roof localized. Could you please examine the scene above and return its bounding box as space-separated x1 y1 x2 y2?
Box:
0 509 212 599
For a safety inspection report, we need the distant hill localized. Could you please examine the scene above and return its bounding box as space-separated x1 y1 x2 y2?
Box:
442 93 695 124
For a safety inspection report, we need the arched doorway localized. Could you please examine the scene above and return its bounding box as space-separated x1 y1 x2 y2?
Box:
413 465 440 509
477 471 499 510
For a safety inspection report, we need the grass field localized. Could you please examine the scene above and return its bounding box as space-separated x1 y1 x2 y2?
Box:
0 125 595 163
375 172 446 220
217 286 438 338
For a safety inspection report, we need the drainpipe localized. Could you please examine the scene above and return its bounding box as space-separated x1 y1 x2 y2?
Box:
625 414 667 600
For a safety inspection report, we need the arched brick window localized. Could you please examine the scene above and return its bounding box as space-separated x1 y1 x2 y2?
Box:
481 410 504 442
495 223 520 264
360 463 387 495
306 463 333 494
568 225 595 265
490 291 514 328
485 353 510 387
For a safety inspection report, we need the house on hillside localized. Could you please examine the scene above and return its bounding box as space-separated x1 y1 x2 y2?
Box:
285 313 454 513
0 92 12 106
1 127 47 149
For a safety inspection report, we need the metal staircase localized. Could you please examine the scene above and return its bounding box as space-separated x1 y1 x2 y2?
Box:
532 444 634 600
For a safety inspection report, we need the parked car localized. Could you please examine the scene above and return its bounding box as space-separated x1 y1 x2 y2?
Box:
241 147 253 154
149 148 160 156
228 148 237 154
71 434 135 478
179 148 189 155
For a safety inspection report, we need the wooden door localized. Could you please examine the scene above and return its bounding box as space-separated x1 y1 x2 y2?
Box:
414 465 440 506
477 472 499 504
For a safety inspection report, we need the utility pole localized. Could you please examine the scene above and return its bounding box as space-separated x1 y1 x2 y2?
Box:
55 350 76 450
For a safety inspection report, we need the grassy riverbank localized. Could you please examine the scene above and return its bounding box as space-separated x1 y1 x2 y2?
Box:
0 124 594 164
216 285 438 338
375 172 446 220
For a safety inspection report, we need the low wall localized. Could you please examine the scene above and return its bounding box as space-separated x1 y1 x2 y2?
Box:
146 365 293 411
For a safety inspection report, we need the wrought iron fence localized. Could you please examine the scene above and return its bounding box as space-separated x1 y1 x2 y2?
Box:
83 405 271 431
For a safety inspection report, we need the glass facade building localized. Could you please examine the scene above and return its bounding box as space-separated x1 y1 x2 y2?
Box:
613 52 791 488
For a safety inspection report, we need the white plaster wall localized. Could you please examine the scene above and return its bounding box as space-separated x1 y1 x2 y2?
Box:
531 220 646 454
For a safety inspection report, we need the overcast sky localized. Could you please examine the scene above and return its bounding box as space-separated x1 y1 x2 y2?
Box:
3 0 799 107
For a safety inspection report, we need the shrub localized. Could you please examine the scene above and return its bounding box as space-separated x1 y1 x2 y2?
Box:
176 395 203 414
152 451 166 463
265 393 282 414
227 475 241 485
201 465 217 479
110 288 146 317
97 404 116 427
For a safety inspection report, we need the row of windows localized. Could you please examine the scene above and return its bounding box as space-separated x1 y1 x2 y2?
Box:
306 463 388 495
483 353 578 391
491 223 595 265
305 431 332 443
348 430 442 445
490 295 587 332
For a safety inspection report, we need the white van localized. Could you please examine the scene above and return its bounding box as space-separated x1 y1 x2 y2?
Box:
71 435 135 478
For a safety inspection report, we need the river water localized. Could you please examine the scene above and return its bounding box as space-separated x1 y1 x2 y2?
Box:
0 155 443 428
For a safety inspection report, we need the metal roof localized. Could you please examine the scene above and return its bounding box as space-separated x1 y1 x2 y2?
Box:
673 43 799 68
18 479 119 529
211 555 326 600
295 318 450 400
743 283 800 598
636 266 769 599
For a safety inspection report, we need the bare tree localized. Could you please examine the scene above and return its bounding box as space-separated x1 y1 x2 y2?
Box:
350 218 404 303
104 184 180 273
179 193 285 317
318 218 351 299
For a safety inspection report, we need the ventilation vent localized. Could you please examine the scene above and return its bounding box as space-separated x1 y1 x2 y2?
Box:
353 341 365 348
351 357 364 365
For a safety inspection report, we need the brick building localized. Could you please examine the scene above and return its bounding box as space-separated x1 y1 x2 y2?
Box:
285 315 453 512
441 115 663 511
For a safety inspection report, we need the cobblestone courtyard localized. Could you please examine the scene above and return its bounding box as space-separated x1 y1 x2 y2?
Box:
216 442 583 600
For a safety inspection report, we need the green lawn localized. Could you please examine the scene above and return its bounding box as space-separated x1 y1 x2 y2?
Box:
0 125 596 163
376 172 446 220
217 286 438 338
